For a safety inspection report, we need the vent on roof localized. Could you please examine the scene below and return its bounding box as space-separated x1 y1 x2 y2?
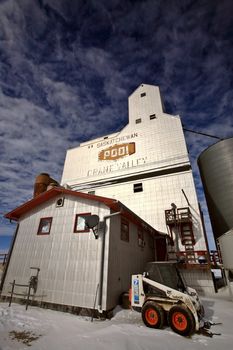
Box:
56 197 64 207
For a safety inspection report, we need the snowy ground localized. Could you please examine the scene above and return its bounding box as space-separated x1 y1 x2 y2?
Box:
0 289 233 350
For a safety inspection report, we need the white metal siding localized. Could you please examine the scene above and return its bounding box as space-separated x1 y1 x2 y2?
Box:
218 229 233 270
61 113 189 187
180 269 215 295
128 84 164 122
60 84 207 252
88 171 206 250
2 195 110 309
106 215 155 309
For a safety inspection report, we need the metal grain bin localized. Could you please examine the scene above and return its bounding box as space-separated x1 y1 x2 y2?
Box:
218 229 233 271
198 138 233 242
33 173 50 197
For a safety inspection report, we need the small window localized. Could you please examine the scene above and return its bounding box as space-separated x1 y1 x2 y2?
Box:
37 217 52 235
74 213 91 233
88 191 95 195
141 92 146 97
134 183 143 193
135 118 141 124
149 114 156 120
138 228 144 247
121 218 129 242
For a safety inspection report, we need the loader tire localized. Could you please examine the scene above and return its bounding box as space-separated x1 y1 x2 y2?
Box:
142 301 164 329
168 305 195 336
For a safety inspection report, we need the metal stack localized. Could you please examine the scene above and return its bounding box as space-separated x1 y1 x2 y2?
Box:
198 137 233 242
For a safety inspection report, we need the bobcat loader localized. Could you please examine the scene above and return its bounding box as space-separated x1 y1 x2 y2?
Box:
131 262 207 336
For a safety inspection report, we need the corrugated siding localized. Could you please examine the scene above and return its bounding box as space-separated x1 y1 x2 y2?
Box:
61 84 207 253
2 195 110 309
198 138 233 239
91 171 206 251
106 215 155 310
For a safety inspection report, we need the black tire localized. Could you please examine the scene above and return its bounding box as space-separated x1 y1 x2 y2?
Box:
142 301 164 329
168 305 195 336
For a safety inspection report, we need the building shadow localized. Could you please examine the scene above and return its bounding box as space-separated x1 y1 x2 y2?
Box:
201 298 215 319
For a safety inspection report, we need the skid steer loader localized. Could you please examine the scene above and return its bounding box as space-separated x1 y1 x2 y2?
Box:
131 262 206 336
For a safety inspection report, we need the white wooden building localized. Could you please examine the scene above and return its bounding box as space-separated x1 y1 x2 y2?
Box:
1 188 166 312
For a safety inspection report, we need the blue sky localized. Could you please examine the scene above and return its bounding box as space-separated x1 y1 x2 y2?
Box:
1 0 233 252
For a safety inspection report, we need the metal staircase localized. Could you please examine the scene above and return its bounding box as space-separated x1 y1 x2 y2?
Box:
165 207 196 263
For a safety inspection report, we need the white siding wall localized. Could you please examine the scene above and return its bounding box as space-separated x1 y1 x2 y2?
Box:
60 84 207 252
89 172 205 250
180 269 215 295
61 112 189 187
106 215 155 310
128 84 164 121
2 195 110 309
2 195 159 310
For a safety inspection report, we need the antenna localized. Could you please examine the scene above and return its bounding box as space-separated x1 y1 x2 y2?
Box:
85 215 100 239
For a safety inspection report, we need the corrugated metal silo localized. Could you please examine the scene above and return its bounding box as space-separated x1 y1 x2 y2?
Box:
218 229 233 271
198 137 233 242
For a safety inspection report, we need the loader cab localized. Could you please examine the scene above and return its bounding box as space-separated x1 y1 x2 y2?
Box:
144 261 186 293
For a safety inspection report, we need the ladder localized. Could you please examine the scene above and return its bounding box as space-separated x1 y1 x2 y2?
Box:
165 207 196 263
180 222 196 262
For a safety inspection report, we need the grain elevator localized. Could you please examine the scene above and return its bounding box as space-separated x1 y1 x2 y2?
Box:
61 84 209 264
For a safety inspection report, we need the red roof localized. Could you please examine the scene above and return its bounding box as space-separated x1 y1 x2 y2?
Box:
4 187 164 237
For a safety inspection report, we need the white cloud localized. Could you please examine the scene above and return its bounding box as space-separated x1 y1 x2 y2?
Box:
0 0 232 252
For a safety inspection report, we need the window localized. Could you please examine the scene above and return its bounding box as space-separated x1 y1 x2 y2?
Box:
74 213 91 233
88 191 95 195
121 218 129 242
37 217 52 235
149 114 156 120
134 183 143 193
140 92 146 97
135 118 141 124
104 136 108 139
138 228 144 248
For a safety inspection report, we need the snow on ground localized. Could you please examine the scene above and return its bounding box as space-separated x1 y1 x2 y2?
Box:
0 289 233 350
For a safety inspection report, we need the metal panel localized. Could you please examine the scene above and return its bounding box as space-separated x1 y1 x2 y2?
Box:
106 215 155 310
218 229 233 270
2 195 162 311
90 171 206 251
198 138 233 240
61 85 190 188
2 195 110 310
61 84 207 252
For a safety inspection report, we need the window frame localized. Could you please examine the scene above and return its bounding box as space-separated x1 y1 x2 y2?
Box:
133 183 143 193
37 217 53 235
121 218 129 242
149 114 156 120
73 212 91 233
